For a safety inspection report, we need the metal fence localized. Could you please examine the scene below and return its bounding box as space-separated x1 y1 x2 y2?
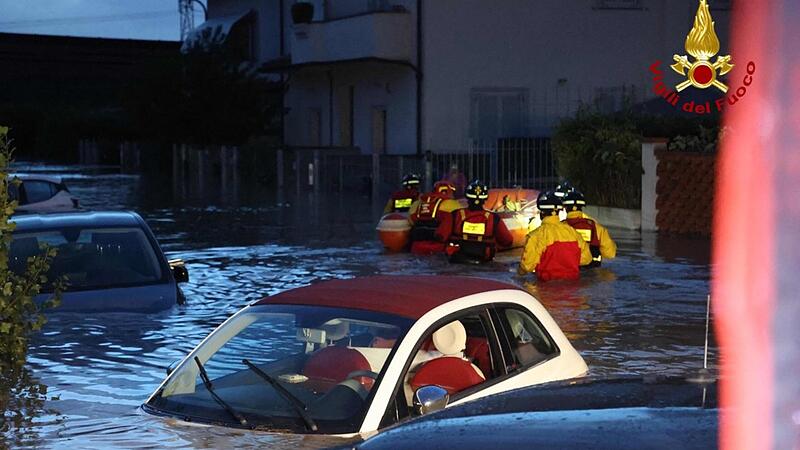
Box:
280 138 558 197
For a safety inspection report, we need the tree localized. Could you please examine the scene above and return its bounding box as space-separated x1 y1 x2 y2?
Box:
125 30 283 146
0 126 62 444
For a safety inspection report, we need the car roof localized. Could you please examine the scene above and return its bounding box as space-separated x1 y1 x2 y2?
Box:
11 174 63 184
11 211 144 231
256 275 522 319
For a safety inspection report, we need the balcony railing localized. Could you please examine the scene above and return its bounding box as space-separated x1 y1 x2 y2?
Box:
291 11 412 65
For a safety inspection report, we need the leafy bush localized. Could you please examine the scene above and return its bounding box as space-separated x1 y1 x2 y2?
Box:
668 125 726 153
552 107 643 208
0 127 62 442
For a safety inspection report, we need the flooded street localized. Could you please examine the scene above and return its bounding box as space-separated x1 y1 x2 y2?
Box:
10 164 713 448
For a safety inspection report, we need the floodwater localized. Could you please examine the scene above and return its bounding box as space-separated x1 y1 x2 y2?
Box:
5 164 714 449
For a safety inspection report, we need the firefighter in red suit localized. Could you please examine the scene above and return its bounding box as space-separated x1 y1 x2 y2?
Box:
408 181 461 255
562 190 616 267
383 173 421 214
436 180 514 263
518 191 592 281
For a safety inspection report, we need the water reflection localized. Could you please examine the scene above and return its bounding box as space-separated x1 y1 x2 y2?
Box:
9 163 714 448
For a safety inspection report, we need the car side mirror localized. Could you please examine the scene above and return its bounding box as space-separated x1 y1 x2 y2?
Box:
165 359 180 376
413 385 449 415
169 259 189 283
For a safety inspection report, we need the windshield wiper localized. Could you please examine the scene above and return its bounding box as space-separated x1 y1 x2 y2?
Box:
194 356 250 428
242 358 319 432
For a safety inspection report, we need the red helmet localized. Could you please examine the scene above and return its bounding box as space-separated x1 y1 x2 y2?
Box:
433 181 456 194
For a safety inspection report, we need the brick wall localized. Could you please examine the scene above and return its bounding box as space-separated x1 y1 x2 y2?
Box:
655 151 716 235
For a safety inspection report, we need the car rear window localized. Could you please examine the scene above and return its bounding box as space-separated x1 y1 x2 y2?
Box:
22 181 57 204
10 227 164 291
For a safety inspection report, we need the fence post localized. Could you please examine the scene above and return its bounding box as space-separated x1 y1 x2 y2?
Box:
313 149 321 195
339 156 344 193
424 151 433 193
276 147 284 189
372 152 380 200
295 149 302 196
641 138 667 231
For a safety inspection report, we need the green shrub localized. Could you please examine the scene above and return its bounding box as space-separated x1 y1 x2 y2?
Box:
552 107 643 208
668 125 726 152
0 126 62 442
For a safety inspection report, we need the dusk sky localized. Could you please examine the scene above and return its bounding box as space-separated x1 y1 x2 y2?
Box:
0 0 203 41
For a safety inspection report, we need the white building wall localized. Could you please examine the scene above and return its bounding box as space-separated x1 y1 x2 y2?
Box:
285 64 417 154
421 0 731 150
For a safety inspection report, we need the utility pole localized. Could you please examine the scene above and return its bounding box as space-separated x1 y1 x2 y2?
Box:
178 0 195 42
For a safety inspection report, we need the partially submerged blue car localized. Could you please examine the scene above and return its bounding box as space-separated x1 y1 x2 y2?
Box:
346 375 718 450
10 211 187 312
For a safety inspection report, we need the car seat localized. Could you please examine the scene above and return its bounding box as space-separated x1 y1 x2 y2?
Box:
302 346 373 392
410 321 485 395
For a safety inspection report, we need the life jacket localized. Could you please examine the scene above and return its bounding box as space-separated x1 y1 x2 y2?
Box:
565 215 602 265
410 192 446 242
390 188 419 212
448 209 498 262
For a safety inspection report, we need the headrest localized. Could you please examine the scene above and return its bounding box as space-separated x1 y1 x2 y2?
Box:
321 319 350 341
432 321 467 356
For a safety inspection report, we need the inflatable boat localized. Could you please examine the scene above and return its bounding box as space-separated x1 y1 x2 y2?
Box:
377 188 541 252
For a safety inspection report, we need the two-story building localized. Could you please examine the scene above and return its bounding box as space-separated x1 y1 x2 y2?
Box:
193 0 731 157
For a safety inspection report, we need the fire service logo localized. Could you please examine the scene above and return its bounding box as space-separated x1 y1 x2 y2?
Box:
648 0 755 114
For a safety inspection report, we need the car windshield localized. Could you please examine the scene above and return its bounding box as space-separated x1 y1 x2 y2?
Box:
9 227 163 291
148 304 413 434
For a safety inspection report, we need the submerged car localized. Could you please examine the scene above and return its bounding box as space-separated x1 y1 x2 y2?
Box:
349 375 719 450
9 211 188 312
143 276 587 436
10 174 79 213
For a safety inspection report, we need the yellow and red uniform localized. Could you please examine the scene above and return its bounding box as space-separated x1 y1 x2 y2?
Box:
565 211 616 266
519 215 592 281
436 208 514 262
408 192 461 254
383 187 419 214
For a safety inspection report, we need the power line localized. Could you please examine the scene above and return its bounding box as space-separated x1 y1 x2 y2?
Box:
0 10 177 29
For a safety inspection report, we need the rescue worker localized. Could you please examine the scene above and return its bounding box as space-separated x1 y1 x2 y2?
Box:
408 181 461 255
436 180 514 263
518 191 592 281
383 173 421 214
562 189 617 267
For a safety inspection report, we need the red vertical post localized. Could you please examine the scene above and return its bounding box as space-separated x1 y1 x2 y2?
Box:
712 1 800 449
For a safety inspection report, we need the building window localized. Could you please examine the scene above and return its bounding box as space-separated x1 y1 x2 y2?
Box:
338 86 355 147
307 108 322 147
594 0 642 9
371 107 387 154
469 88 528 142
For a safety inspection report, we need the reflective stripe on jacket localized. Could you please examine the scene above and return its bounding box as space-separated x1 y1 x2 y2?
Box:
435 208 514 261
383 188 420 213
566 211 617 261
519 215 592 281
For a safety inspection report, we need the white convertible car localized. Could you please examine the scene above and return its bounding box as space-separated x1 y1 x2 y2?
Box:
143 276 588 436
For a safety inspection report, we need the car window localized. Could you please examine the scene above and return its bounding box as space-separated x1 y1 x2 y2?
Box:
10 227 163 290
8 183 19 203
22 181 56 204
383 309 497 427
152 305 413 434
494 307 557 371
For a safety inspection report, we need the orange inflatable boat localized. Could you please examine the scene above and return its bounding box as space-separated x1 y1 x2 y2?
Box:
376 212 411 252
